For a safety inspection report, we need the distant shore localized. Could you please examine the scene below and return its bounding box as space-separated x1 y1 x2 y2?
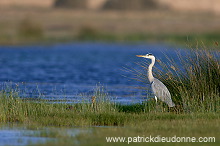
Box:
0 8 220 45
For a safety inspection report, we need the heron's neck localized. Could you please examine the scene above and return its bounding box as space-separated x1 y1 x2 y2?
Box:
148 58 155 83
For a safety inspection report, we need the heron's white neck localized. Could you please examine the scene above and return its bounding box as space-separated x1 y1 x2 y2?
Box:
148 57 155 83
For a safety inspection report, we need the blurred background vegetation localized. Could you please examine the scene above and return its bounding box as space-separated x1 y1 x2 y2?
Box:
0 0 220 45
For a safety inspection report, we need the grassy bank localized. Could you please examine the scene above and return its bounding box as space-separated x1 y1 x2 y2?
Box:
1 94 220 126
0 82 219 127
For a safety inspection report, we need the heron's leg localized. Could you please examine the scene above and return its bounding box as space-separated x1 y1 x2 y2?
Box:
155 96 159 111
154 96 158 103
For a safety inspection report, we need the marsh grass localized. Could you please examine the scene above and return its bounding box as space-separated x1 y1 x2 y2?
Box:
1 84 215 128
131 44 220 113
0 85 122 126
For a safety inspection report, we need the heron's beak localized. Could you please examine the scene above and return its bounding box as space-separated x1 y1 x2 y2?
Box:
136 55 146 58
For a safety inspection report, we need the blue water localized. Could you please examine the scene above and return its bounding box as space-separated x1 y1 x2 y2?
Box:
0 128 52 146
0 42 181 103
0 125 91 146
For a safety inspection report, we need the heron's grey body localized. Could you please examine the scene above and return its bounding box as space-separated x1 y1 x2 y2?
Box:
136 53 175 107
151 78 175 107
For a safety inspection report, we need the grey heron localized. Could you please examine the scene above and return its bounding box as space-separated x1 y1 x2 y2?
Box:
136 53 175 107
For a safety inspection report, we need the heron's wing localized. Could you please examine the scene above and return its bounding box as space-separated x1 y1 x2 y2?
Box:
151 78 175 107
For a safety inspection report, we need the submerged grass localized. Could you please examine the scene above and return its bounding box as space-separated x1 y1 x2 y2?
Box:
32 115 219 146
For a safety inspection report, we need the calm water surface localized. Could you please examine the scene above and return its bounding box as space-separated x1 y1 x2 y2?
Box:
0 124 90 146
0 43 182 103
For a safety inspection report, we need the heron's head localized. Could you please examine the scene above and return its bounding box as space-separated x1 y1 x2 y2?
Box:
136 53 155 59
